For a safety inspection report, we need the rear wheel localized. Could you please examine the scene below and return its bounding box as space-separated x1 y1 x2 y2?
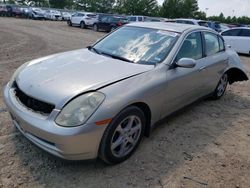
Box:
93 24 98 31
212 73 228 99
99 106 145 164
80 21 85 29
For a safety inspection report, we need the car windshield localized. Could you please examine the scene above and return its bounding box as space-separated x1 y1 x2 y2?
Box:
92 26 179 65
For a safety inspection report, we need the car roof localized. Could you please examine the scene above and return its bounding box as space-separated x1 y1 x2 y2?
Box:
78 12 95 14
127 22 212 33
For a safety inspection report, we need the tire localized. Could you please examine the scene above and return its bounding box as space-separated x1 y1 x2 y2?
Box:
67 20 72 26
99 106 146 164
80 21 85 29
212 73 228 100
93 24 98 32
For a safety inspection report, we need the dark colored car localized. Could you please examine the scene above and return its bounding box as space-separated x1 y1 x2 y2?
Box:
0 4 8 16
93 16 128 32
5 5 22 17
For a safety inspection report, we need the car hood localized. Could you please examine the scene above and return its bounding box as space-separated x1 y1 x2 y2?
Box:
16 49 154 108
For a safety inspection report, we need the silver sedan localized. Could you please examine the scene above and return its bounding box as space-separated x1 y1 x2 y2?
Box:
3 22 248 164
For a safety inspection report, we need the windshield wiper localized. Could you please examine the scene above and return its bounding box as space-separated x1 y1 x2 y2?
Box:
100 52 134 63
88 46 134 63
87 46 101 54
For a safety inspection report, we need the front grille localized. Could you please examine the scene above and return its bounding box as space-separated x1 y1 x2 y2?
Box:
13 81 55 115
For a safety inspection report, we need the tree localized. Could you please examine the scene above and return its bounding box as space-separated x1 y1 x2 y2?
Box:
182 0 198 17
160 0 182 18
160 0 198 18
49 0 67 8
194 11 206 20
115 0 159 16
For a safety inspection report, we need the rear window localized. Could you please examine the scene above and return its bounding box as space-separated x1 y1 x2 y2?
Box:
204 32 220 56
240 29 250 37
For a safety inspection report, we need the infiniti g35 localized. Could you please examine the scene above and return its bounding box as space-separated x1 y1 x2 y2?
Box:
3 23 248 164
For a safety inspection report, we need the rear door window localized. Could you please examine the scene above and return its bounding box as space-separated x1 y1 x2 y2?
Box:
138 17 143 21
204 32 220 56
129 17 136 21
218 36 225 51
239 29 250 37
221 29 241 36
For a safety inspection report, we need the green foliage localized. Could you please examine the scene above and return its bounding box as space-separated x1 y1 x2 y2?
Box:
160 0 198 18
73 0 115 13
115 0 159 16
208 12 250 25
49 0 70 9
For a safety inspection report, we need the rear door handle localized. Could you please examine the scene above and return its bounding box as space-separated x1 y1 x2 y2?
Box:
199 66 206 71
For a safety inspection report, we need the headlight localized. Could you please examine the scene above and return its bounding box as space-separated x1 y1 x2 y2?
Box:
55 92 105 127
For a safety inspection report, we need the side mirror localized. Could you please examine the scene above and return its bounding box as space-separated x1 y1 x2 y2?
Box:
176 58 196 68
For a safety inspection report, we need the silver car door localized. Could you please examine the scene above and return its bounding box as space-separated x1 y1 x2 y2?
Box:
201 32 229 94
71 13 78 24
161 31 208 117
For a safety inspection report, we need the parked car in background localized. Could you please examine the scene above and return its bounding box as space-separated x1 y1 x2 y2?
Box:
206 21 221 32
0 4 7 16
220 24 230 32
127 15 146 22
28 7 45 19
93 16 128 32
175 19 211 28
221 27 250 54
11 5 23 17
20 6 30 18
175 18 202 25
61 11 72 21
68 12 97 28
145 17 165 22
3 23 248 164
44 9 62 21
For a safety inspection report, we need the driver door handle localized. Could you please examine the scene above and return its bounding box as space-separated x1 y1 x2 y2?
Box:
199 66 206 72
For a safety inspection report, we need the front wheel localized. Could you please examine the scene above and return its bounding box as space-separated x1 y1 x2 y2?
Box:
99 106 145 164
67 20 72 26
212 73 228 99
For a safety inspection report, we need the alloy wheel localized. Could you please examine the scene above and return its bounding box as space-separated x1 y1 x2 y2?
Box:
111 115 142 158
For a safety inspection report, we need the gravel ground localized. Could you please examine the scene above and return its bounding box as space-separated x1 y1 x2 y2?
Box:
0 18 250 188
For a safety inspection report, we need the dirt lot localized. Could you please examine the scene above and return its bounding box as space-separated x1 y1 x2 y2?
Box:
0 18 250 188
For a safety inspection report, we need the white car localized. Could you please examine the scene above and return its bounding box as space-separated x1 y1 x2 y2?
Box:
175 19 208 26
127 16 146 22
221 27 250 54
68 12 97 28
28 7 45 19
44 9 62 21
61 11 72 21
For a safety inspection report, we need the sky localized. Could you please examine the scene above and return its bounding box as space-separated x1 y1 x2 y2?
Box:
157 0 250 17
